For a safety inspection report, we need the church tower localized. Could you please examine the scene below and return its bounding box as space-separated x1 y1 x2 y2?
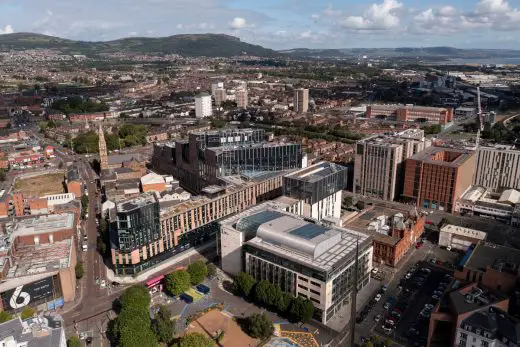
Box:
98 124 109 171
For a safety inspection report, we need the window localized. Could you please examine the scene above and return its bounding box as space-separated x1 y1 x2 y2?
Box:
310 289 320 296
460 333 468 339
298 284 308 290
481 341 488 347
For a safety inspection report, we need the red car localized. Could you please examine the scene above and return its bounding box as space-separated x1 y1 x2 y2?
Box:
425 219 434 225
416 242 424 249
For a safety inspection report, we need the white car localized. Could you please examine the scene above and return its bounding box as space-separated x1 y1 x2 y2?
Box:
405 272 412 279
446 246 452 251
374 294 382 302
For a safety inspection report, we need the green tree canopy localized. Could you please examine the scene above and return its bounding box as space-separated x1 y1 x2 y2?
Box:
179 332 215 347
246 313 273 339
289 297 314 324
165 270 191 296
20 307 35 320
73 131 99 154
152 305 174 344
187 261 208 285
75 262 84 279
120 285 151 310
0 311 12 323
206 263 217 278
67 336 81 347
233 272 256 298
276 292 293 315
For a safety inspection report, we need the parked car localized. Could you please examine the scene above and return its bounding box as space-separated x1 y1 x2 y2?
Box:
196 284 210 294
383 302 392 310
374 294 382 302
416 242 424 249
374 314 382 323
405 272 412 279
424 304 434 311
380 284 388 293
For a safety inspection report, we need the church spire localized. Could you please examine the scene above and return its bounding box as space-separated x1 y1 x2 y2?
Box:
98 124 109 171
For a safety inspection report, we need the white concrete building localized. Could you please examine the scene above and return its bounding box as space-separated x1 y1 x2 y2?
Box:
214 88 227 106
475 145 520 191
42 193 76 207
219 202 373 324
211 81 224 97
455 307 520 347
195 93 212 118
281 161 347 222
438 224 487 251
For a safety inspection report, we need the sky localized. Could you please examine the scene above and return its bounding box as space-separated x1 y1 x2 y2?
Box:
1 0 520 50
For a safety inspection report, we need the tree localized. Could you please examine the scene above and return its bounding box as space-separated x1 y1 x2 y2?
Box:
0 169 5 182
67 336 81 347
289 297 314 323
187 260 207 285
21 306 35 320
276 292 293 315
152 305 174 344
0 311 12 323
120 285 150 311
343 196 354 208
206 263 217 278
179 332 215 347
165 270 191 296
233 272 256 298
75 262 84 279
383 338 392 347
246 313 273 339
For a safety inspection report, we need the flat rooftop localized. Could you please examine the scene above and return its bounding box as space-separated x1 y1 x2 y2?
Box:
465 242 520 273
6 213 75 241
222 202 371 273
440 224 487 240
284 161 347 183
410 146 474 167
207 141 300 155
117 193 157 213
7 239 72 279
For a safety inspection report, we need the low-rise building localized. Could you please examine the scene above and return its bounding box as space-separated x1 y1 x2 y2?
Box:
141 172 166 193
366 104 453 125
219 202 373 324
0 315 66 347
439 224 487 252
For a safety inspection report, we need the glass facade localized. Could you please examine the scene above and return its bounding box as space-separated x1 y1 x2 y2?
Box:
192 128 265 149
209 143 302 177
284 163 348 204
115 200 160 251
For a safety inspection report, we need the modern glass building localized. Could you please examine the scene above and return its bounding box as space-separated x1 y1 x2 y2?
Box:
282 161 348 220
219 203 373 324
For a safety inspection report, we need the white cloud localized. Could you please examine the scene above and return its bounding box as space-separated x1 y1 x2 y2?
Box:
476 0 510 14
230 17 247 30
340 0 403 30
438 6 457 17
0 25 14 35
128 31 138 36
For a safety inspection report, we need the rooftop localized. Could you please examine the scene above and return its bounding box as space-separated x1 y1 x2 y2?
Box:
461 307 520 343
221 202 371 272
0 315 64 347
465 242 520 274
141 172 165 185
410 146 474 167
449 284 508 315
107 153 142 165
4 213 75 244
207 141 300 155
284 161 347 183
440 224 487 241
6 239 72 279
117 193 157 213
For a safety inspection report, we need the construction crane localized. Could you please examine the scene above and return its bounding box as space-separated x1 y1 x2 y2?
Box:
475 84 485 149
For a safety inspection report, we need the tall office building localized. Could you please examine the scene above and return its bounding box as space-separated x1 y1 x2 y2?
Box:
282 161 348 221
152 128 304 193
195 93 212 118
294 88 309 114
474 145 520 191
236 89 248 108
219 202 373 324
354 129 430 201
110 193 161 274
214 88 227 106
403 147 476 212
98 124 109 171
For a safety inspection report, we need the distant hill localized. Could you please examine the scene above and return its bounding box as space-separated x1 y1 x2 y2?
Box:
281 46 520 60
0 32 278 57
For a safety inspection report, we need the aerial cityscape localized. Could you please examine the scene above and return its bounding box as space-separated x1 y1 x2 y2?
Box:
1 1 520 347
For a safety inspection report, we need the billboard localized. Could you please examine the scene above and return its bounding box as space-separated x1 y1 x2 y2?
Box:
1 276 61 311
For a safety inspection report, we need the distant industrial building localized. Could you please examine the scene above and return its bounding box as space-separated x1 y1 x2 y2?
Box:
354 129 431 201
439 224 487 252
474 145 520 191
294 88 309 114
195 93 212 118
281 161 348 221
219 202 373 324
366 104 453 125
403 147 475 212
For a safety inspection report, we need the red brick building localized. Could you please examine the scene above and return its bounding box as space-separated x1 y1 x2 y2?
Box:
403 147 476 212
366 104 453 125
